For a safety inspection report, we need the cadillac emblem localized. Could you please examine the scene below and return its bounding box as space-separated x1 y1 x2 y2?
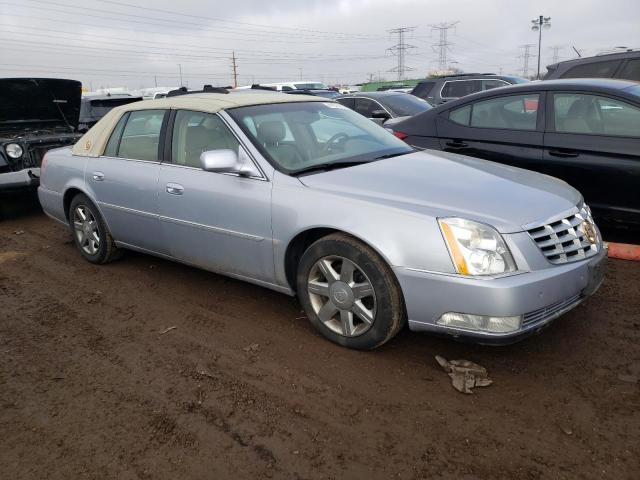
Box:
582 220 597 244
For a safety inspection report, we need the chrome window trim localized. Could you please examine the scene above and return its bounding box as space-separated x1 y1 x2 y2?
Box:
98 155 161 165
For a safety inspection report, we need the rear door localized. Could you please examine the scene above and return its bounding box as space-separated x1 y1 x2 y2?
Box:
87 109 168 253
544 92 640 223
435 92 545 170
157 109 274 281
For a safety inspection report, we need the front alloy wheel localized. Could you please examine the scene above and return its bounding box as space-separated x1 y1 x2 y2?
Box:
297 233 405 350
308 256 376 337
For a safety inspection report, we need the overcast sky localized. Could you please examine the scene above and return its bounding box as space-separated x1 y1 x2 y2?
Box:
1 0 638 91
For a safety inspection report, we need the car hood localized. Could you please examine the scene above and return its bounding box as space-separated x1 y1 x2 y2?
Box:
298 150 582 233
0 78 82 132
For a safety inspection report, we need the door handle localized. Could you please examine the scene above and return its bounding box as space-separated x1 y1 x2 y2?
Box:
92 171 104 181
445 140 468 149
166 183 184 195
548 149 579 158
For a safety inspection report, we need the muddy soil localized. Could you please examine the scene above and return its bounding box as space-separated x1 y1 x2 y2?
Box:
1 199 639 479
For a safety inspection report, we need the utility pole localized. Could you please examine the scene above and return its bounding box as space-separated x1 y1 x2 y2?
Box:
430 22 459 73
518 44 537 78
387 27 416 81
178 64 183 87
231 51 238 88
549 45 563 64
531 15 551 79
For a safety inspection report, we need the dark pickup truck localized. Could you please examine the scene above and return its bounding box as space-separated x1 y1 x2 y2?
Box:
0 78 82 192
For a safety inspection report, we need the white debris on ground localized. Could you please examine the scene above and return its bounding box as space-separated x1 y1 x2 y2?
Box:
435 355 493 394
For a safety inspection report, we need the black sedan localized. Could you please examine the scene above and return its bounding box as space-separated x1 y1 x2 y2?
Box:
386 79 640 227
336 91 431 124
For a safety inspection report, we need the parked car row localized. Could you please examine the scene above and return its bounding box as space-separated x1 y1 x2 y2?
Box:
386 79 640 227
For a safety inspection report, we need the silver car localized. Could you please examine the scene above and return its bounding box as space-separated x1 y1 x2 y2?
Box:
38 92 607 350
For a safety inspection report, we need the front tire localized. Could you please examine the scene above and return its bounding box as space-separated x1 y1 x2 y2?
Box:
297 233 405 350
68 193 121 264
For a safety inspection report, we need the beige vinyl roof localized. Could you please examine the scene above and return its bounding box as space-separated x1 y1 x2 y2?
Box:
72 92 326 157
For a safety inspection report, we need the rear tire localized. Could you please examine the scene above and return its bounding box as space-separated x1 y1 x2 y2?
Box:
68 193 121 264
296 233 405 350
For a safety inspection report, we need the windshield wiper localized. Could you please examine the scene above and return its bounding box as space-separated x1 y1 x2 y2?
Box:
372 151 412 160
291 160 371 176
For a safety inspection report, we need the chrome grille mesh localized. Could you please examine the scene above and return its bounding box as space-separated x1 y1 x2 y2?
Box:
526 206 599 264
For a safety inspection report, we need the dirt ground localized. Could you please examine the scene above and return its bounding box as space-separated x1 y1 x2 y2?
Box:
1 195 639 480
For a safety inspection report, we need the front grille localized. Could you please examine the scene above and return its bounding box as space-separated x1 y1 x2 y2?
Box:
26 146 54 168
526 206 600 264
522 293 582 328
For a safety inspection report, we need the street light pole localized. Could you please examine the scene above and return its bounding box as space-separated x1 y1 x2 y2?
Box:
531 15 551 79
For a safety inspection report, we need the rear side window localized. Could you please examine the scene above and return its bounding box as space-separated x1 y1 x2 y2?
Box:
412 81 436 99
470 95 539 130
482 79 509 91
554 93 640 137
441 80 481 99
618 59 640 81
117 110 165 161
354 98 379 117
561 60 622 79
449 105 471 125
103 113 128 157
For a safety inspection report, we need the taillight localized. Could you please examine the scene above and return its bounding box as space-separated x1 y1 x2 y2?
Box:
392 131 408 140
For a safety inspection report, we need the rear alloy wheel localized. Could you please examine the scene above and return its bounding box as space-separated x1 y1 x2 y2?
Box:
297 233 405 350
68 193 121 264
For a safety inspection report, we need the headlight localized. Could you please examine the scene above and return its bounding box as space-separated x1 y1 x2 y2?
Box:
5 143 23 159
438 217 516 276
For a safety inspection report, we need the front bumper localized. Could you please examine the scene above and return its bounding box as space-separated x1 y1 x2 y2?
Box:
395 247 607 345
0 168 40 191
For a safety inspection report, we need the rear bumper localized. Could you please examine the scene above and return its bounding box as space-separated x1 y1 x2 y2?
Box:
0 168 40 191
395 247 607 345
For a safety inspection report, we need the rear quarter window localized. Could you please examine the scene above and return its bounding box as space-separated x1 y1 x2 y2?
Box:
561 60 622 79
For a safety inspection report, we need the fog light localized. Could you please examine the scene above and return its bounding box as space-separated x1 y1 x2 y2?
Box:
437 312 522 333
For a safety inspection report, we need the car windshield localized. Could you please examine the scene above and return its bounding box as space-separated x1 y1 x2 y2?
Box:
229 101 413 174
381 94 432 116
503 76 530 84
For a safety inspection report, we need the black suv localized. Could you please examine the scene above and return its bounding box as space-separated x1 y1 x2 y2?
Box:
1 78 82 192
544 50 640 82
411 73 528 105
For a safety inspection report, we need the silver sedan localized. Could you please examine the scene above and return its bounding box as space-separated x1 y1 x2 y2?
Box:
38 93 606 349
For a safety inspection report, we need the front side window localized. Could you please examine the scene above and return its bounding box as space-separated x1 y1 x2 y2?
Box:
470 94 539 130
554 93 640 136
171 110 240 168
228 102 412 173
117 109 165 161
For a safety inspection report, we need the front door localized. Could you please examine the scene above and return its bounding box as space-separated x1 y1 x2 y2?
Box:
158 110 274 282
544 92 640 223
86 109 168 254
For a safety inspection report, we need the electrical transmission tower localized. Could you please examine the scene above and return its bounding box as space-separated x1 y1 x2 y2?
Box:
549 45 564 64
387 27 416 81
518 44 537 78
430 22 458 73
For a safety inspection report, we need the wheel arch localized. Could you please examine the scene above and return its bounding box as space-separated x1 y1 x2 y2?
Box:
283 226 399 294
